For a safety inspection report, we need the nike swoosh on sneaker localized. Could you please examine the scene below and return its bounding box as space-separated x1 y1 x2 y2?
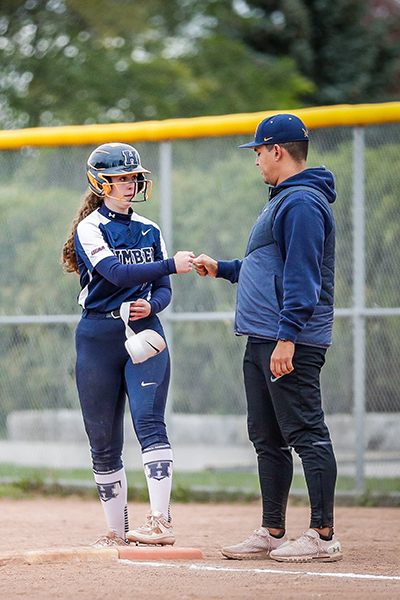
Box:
142 228 151 236
141 381 156 387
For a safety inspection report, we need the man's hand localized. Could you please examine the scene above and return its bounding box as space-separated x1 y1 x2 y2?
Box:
174 251 195 273
270 340 295 379
129 299 151 321
193 254 218 277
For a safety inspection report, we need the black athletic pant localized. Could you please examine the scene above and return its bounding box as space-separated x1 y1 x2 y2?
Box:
243 340 337 530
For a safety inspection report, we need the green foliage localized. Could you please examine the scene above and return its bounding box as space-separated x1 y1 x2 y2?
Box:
0 0 310 129
0 465 399 502
2 0 400 129
213 0 400 105
180 35 313 115
0 472 78 498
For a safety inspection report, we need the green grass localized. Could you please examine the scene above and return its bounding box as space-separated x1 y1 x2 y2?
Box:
0 464 399 505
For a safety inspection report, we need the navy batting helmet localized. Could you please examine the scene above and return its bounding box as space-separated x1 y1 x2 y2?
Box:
86 142 152 201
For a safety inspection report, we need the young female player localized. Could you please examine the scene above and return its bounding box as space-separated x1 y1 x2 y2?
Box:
62 142 194 547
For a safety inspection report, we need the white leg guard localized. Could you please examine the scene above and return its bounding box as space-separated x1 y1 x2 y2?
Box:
93 466 129 538
142 444 173 521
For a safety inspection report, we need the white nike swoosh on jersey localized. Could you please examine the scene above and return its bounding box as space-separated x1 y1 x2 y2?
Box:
142 228 151 236
141 381 156 387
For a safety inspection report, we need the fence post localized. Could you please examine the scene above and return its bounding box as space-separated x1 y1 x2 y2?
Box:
159 141 174 423
352 127 366 496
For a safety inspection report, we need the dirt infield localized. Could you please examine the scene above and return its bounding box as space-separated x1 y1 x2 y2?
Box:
0 497 399 599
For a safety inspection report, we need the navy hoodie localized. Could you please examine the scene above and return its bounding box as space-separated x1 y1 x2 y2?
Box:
217 166 336 348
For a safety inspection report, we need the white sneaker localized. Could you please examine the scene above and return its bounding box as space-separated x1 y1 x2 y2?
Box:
222 528 290 560
270 528 343 562
126 510 175 545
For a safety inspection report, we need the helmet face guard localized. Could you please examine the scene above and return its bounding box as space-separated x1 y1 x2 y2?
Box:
86 143 153 202
89 171 153 202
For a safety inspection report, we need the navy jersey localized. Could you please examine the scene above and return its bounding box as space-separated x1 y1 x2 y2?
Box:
75 203 174 312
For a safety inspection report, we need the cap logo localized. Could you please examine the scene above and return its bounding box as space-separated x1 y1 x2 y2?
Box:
302 128 309 138
264 137 273 142
122 149 138 167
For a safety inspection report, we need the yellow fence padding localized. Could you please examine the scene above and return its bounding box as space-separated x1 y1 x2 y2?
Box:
1 102 400 150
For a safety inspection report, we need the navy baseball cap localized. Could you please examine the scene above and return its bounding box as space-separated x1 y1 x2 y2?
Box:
239 114 309 148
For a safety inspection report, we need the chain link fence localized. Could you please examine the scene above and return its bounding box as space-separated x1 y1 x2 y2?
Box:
1 115 400 492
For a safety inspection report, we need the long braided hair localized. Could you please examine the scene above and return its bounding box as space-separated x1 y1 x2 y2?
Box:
61 191 103 274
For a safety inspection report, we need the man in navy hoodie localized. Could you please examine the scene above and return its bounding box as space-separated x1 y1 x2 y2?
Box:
194 114 342 563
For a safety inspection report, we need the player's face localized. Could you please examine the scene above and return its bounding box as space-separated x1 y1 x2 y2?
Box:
102 173 140 214
107 173 140 202
254 144 279 186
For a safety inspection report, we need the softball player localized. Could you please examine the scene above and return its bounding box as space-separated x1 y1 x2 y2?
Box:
62 143 193 547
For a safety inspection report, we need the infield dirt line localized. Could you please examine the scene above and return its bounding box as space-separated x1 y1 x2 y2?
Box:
120 561 400 582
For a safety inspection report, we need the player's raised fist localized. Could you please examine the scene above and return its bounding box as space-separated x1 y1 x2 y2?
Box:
173 251 195 273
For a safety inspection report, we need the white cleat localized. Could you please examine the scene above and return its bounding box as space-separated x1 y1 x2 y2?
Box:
126 510 175 546
90 530 129 547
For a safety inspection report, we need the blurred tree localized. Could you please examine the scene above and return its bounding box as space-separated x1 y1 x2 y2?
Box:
211 0 400 105
2 0 400 129
0 0 311 129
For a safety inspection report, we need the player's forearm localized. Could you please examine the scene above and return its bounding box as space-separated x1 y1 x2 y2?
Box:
95 256 176 287
149 277 172 314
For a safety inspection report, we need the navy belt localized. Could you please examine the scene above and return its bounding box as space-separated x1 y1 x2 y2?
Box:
83 308 121 319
